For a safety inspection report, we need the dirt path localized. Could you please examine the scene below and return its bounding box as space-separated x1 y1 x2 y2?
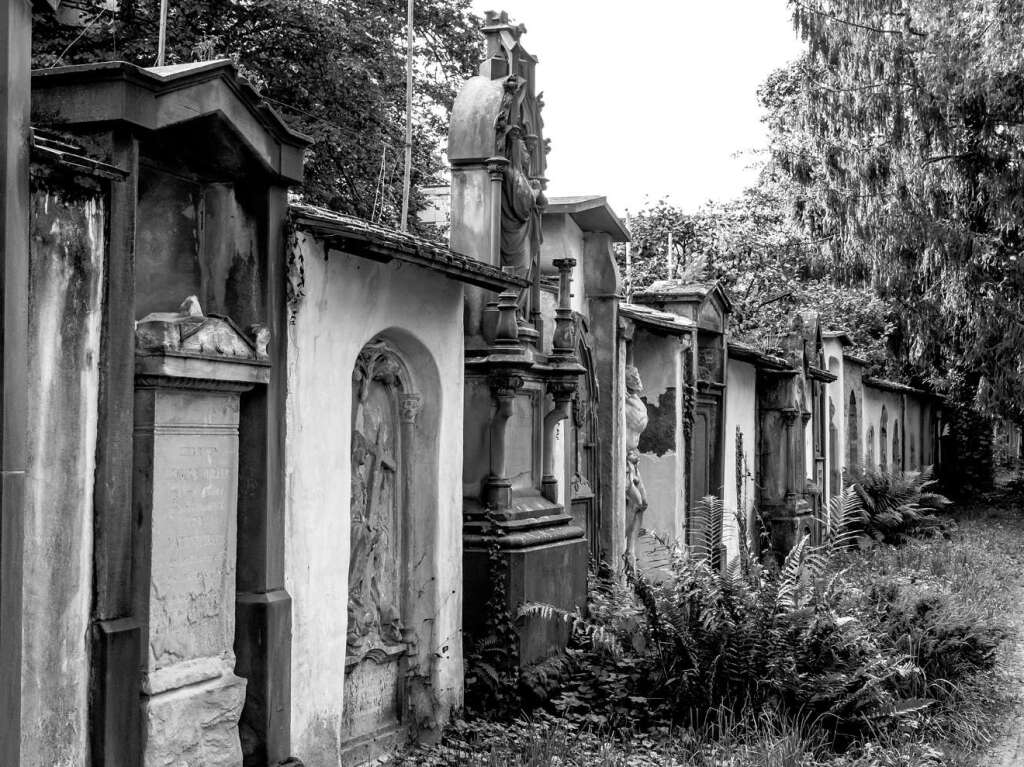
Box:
980 505 1024 766
986 612 1024 765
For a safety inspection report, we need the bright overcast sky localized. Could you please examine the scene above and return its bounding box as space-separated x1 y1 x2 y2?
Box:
466 0 805 217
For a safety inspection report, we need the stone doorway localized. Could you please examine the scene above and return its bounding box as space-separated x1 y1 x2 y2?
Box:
343 340 419 761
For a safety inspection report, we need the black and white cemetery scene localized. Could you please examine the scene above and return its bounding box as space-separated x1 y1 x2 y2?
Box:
6 1 1024 765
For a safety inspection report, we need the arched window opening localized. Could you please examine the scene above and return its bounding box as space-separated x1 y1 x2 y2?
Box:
847 391 860 470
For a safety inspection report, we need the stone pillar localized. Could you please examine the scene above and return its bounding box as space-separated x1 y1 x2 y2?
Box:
0 3 31 762
757 372 814 557
133 301 269 767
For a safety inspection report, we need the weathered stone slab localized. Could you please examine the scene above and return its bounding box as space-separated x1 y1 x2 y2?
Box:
340 658 401 741
143 670 246 767
146 393 240 671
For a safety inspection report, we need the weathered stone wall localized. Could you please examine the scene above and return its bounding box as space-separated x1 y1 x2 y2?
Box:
581 234 624 565
843 358 866 468
284 232 464 762
723 358 757 560
135 169 263 325
23 172 106 766
862 386 901 471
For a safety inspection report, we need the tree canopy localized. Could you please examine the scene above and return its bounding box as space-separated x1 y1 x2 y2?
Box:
769 0 1024 418
32 0 482 228
620 175 896 369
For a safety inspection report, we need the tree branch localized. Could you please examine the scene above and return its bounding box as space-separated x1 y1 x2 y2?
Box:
794 0 926 37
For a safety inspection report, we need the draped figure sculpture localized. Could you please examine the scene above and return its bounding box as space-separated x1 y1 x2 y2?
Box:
495 72 547 324
624 365 649 566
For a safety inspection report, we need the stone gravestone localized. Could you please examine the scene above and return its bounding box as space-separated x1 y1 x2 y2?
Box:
134 297 270 767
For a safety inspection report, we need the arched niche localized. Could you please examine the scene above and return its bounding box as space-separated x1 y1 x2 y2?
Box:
343 329 443 758
866 425 876 467
880 406 889 471
827 357 841 497
847 390 860 470
893 421 902 472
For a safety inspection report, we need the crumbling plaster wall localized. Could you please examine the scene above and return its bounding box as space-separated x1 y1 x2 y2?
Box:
632 330 685 564
284 233 464 762
723 359 757 561
23 177 106 766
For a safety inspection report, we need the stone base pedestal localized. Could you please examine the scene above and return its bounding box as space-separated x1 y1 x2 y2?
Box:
464 515 587 667
767 511 816 555
144 666 246 767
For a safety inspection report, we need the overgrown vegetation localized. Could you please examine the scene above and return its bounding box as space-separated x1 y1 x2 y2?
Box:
408 480 1020 766
844 465 951 545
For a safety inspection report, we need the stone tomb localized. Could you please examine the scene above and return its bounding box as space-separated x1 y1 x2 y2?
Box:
133 299 269 766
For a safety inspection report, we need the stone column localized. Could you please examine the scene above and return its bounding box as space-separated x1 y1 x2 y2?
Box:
0 3 30 762
133 301 269 767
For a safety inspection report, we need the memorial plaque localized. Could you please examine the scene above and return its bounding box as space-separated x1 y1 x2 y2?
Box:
340 660 401 739
149 391 240 671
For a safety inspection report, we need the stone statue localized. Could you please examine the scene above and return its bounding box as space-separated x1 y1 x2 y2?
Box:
499 122 544 273
495 71 547 323
624 365 649 566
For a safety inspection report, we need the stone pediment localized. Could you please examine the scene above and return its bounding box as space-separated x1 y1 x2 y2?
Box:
633 280 733 332
137 296 267 361
31 60 310 182
135 296 270 386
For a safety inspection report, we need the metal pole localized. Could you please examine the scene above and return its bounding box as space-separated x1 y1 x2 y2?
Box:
399 0 413 232
157 0 169 66
624 212 632 301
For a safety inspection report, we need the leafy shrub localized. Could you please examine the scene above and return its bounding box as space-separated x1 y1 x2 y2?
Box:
845 466 951 545
525 491 935 738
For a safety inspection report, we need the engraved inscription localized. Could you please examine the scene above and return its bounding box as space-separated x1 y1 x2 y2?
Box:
147 396 239 671
341 658 401 739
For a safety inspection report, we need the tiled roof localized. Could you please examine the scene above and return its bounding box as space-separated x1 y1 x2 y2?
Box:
619 302 694 334
290 203 528 293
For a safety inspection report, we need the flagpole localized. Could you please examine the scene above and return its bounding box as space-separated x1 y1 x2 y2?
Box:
156 0 169 66
624 211 632 301
666 230 674 279
400 0 414 232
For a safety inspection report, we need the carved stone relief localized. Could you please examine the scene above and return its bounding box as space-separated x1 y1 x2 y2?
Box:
348 341 410 667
